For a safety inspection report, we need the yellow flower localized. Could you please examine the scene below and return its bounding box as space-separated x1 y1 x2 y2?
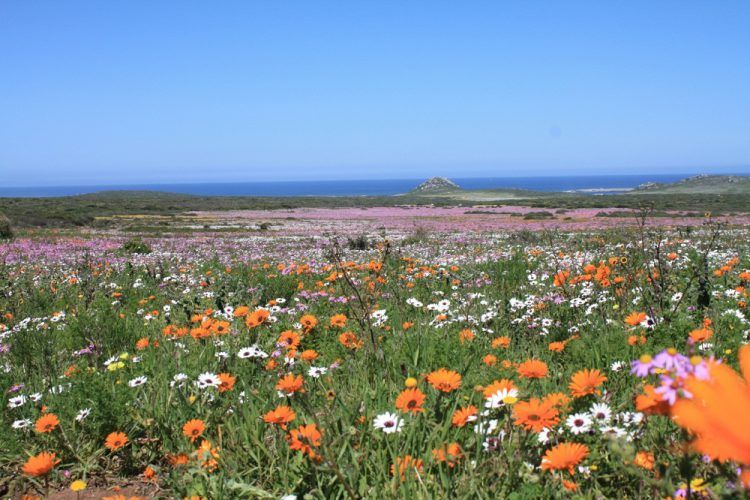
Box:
119 352 130 360
71 480 87 491
405 377 417 388
107 361 125 372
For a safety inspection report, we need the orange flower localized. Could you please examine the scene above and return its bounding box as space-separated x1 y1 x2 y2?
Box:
548 341 566 352
278 330 301 350
482 354 497 366
232 305 249 317
625 312 647 326
22 452 59 476
517 359 549 379
245 308 270 328
492 336 511 349
459 329 475 343
299 314 318 332
395 388 426 414
427 368 462 392
689 327 713 343
288 423 322 458
135 337 150 350
635 384 670 415
451 405 478 427
217 372 236 392
300 349 318 361
263 405 297 428
432 442 463 467
540 392 568 410
391 455 423 480
329 314 347 328
183 419 206 443
671 345 750 465
338 331 363 350
540 442 589 474
633 451 655 470
568 369 607 398
35 413 59 433
402 322 414 330
482 379 517 399
105 431 128 451
276 373 304 394
513 398 560 432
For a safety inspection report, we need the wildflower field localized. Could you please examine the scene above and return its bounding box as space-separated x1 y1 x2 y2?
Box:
2 212 750 498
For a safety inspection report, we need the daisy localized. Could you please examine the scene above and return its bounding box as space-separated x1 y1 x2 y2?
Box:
373 412 404 434
308 366 328 378
589 402 612 423
8 395 27 409
128 376 148 388
197 372 221 389
75 408 91 422
565 413 592 434
12 418 32 429
238 345 268 359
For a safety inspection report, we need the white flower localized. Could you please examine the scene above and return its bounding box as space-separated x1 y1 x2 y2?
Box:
12 418 32 429
308 366 328 378
197 372 221 389
566 413 592 434
76 408 91 422
484 388 518 409
373 412 403 434
238 345 268 359
473 418 498 435
8 395 27 409
128 375 148 388
537 427 552 444
610 361 625 372
589 402 612 423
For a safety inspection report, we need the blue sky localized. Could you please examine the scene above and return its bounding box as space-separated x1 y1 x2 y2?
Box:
1 1 749 186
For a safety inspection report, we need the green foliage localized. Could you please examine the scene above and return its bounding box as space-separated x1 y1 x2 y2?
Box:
120 237 152 254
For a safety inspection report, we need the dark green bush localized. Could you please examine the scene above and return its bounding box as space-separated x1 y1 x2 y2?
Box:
0 213 13 240
120 237 152 254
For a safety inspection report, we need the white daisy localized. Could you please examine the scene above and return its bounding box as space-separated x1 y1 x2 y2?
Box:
308 366 328 378
12 418 32 429
128 375 148 388
566 413 593 434
197 372 221 389
76 408 91 422
589 402 612 423
373 412 403 434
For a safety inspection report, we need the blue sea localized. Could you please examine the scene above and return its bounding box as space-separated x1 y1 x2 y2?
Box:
2 174 747 198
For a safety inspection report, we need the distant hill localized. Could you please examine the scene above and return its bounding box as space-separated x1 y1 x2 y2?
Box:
632 174 750 194
410 177 462 194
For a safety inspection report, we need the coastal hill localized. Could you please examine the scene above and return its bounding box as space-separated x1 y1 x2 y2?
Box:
410 176 461 194
632 174 750 194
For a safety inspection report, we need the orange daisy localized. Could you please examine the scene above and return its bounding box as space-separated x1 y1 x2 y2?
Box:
182 419 206 443
517 359 549 379
35 413 60 433
395 387 426 414
105 431 128 451
288 423 322 458
263 405 297 428
276 373 304 394
217 372 236 392
451 405 478 427
513 398 560 432
568 369 607 398
22 452 59 476
540 442 589 474
427 368 462 392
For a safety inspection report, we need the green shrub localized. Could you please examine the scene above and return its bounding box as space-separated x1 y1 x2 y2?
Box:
0 213 13 240
120 237 152 254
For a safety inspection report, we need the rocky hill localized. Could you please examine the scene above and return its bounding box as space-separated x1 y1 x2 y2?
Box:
410 177 461 194
633 174 750 194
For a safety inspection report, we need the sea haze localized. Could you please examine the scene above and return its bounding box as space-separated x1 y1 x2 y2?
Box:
0 174 740 198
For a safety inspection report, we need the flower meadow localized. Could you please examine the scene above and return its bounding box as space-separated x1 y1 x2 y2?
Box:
2 220 750 498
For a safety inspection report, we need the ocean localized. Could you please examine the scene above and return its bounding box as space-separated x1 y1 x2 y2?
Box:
1 174 744 198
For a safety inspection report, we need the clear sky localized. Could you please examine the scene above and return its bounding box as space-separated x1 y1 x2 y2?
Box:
2 1 749 186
